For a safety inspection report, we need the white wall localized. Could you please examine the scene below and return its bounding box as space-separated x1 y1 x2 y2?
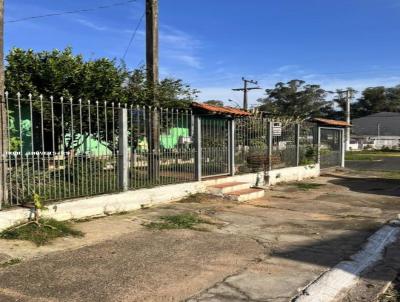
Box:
0 165 320 232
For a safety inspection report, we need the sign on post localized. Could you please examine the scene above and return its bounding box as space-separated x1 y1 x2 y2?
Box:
272 122 282 136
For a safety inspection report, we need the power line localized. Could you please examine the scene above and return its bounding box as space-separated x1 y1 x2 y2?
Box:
6 0 137 23
122 12 145 61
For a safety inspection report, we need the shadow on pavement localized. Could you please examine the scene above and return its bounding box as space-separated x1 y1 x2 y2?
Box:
272 224 400 282
325 174 400 197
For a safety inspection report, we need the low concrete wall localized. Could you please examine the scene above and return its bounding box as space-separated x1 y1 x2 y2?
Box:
0 165 319 232
266 164 320 186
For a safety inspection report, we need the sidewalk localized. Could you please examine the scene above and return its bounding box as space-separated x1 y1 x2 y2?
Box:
0 169 399 302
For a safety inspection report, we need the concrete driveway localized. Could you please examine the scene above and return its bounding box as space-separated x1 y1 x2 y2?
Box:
0 170 400 302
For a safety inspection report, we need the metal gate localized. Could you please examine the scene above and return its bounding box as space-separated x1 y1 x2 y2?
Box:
319 127 344 168
201 117 230 178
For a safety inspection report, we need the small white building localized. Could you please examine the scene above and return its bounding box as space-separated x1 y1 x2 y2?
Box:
351 112 400 150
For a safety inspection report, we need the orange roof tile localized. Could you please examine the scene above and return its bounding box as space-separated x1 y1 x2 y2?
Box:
312 118 351 127
191 102 251 116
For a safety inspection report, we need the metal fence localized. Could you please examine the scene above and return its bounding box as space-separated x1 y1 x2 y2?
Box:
0 92 320 209
319 127 343 168
128 106 195 189
3 93 120 207
271 122 297 170
299 121 318 165
235 114 269 174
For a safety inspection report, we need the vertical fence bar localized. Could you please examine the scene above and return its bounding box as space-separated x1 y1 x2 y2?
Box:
267 121 273 171
4 92 10 207
341 129 345 168
317 126 321 165
295 123 300 166
194 116 201 181
229 119 235 176
0 91 7 208
118 108 129 191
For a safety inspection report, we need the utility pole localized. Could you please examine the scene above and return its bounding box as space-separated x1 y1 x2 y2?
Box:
232 77 261 110
345 90 351 151
337 89 353 151
146 0 160 179
0 0 7 208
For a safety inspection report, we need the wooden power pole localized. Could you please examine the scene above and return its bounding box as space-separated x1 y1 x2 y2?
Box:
0 0 7 208
232 77 261 110
146 0 160 179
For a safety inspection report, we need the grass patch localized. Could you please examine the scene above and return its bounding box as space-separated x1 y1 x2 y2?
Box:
145 212 208 230
177 194 212 203
0 218 84 246
346 150 400 161
0 258 22 268
293 182 325 191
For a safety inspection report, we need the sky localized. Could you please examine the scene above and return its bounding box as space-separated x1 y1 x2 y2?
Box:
5 0 400 106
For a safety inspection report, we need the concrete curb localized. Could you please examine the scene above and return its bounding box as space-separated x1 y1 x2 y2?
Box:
293 221 400 302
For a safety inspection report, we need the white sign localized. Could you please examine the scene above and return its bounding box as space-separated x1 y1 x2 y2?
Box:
272 122 282 136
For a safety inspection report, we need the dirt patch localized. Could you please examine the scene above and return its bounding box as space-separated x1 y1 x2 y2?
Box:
380 275 400 302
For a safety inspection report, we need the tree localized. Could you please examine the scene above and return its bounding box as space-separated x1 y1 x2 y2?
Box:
5 47 128 102
351 86 400 118
257 80 330 120
324 88 358 120
125 67 199 108
204 100 224 107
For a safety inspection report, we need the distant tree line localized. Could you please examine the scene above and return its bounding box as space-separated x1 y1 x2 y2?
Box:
257 80 400 120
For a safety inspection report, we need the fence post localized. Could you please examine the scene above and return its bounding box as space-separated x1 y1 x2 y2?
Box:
0 94 7 209
341 129 345 168
229 119 235 176
194 116 201 181
295 123 300 166
317 126 321 165
267 121 273 171
118 108 129 191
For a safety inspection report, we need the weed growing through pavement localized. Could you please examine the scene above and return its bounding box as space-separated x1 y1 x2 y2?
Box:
0 258 22 268
145 212 210 230
0 218 84 246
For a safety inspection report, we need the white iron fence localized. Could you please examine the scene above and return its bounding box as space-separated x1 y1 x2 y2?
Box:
0 92 319 209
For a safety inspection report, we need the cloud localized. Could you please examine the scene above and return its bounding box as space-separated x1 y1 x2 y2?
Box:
76 19 109 31
277 64 301 72
173 55 202 69
159 25 203 69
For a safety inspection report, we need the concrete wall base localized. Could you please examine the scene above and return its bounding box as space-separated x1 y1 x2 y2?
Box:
0 164 319 232
266 164 320 186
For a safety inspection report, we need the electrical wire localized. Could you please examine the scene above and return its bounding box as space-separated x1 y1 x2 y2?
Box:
122 12 145 61
6 0 137 23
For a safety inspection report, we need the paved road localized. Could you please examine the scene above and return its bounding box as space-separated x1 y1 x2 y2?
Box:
0 171 400 301
346 157 400 171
